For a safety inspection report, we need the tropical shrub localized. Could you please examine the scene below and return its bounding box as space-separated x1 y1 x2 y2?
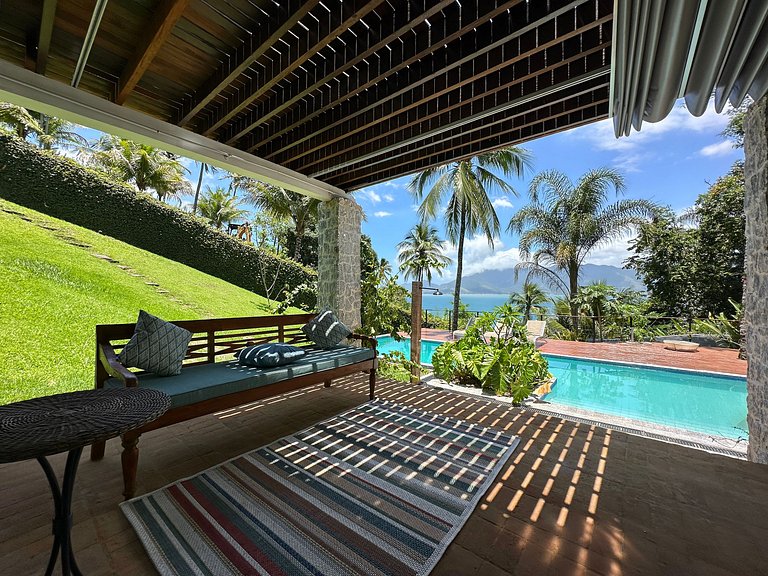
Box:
431 305 550 403
378 351 416 383
0 135 316 308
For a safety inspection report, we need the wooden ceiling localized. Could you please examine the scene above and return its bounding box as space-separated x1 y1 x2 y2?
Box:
0 0 613 191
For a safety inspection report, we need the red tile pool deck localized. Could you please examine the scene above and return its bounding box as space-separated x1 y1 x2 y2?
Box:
419 330 747 376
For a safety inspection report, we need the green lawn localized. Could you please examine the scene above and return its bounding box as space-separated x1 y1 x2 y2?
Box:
0 199 296 404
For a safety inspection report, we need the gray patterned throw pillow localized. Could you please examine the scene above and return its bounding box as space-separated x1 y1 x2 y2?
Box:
118 310 192 376
301 309 351 349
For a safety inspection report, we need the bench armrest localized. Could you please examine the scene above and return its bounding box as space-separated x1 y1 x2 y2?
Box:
347 333 378 353
98 343 139 387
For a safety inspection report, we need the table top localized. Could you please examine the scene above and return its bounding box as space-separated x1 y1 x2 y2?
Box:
0 388 170 463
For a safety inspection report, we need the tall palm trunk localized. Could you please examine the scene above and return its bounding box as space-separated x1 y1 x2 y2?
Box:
294 222 303 262
193 163 205 214
452 207 467 331
568 263 580 331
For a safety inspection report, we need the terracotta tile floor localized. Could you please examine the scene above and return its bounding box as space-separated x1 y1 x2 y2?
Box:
2 375 766 575
420 330 747 376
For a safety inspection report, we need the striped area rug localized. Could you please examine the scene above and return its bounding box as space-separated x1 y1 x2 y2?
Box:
122 399 519 576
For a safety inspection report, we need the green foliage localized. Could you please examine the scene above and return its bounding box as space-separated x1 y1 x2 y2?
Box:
360 258 410 337
692 300 743 348
510 168 658 320
378 351 416 383
627 164 745 317
197 187 248 229
0 200 300 404
397 222 451 284
508 281 548 321
242 180 320 262
86 135 192 202
0 135 317 308
409 146 532 329
431 306 550 403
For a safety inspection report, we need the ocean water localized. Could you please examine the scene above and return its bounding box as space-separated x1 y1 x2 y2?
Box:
420 293 511 314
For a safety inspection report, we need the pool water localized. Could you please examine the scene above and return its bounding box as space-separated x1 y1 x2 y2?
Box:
542 355 748 440
376 336 748 440
377 335 443 365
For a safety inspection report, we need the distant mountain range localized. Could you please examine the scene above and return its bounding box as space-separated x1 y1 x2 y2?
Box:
433 264 644 295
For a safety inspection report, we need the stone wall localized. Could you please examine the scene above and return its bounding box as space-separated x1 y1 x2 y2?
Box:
744 95 768 463
317 197 362 330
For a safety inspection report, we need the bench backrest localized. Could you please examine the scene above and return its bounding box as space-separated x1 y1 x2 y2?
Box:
96 313 317 367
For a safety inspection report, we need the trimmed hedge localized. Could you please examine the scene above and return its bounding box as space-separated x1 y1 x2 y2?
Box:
0 135 317 308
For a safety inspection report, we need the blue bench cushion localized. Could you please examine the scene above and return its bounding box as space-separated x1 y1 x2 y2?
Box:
104 345 374 408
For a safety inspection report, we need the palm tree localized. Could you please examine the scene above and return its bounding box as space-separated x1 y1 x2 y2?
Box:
410 147 533 330
508 168 658 322
88 136 191 202
192 162 216 214
243 181 320 261
509 281 549 321
573 281 620 341
197 187 248 229
397 223 452 284
0 103 43 139
0 103 87 152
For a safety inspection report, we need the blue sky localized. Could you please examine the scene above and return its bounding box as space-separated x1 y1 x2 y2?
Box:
355 99 743 282
75 98 742 283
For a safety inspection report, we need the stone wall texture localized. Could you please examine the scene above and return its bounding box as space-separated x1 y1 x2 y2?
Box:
745 95 768 463
317 197 362 331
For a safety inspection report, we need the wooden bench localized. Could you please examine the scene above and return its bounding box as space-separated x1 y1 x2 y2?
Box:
91 313 377 499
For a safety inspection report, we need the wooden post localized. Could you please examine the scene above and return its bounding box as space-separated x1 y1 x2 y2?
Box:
410 281 422 384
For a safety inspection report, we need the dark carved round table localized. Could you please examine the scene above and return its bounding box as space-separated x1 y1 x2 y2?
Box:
0 388 170 576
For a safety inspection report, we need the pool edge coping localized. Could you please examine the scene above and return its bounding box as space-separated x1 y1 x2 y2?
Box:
541 351 747 379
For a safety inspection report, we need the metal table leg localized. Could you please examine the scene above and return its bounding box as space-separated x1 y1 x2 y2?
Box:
37 447 83 576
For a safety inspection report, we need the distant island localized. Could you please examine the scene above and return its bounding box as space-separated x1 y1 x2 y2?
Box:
431 264 644 295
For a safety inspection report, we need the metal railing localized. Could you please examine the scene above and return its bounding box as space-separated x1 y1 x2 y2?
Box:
419 309 726 344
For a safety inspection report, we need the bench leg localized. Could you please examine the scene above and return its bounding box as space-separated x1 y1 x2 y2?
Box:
324 380 332 388
121 431 141 500
369 369 376 400
90 440 106 461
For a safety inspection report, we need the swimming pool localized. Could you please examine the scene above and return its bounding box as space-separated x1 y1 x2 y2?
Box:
377 335 443 365
543 355 748 440
376 336 748 439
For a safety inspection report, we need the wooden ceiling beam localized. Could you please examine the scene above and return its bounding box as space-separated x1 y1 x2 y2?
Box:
310 67 610 178
35 0 58 74
202 0 383 138
254 0 593 159
247 0 525 152
325 91 609 188
220 0 456 145
287 21 610 173
175 0 320 127
115 0 190 105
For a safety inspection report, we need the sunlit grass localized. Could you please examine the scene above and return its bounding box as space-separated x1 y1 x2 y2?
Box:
0 199 298 404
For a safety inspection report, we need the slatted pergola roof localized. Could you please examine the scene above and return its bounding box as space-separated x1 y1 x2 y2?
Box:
0 1 765 196
0 0 612 192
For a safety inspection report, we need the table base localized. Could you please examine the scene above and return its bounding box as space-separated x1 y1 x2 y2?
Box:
37 448 83 576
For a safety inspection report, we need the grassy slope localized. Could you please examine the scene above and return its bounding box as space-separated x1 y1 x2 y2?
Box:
0 199 295 404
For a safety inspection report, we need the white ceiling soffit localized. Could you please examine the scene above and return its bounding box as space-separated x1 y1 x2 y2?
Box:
611 0 768 137
0 60 346 201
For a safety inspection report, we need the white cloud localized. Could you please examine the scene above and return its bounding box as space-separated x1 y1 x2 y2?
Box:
439 235 520 280
699 140 737 157
582 235 634 267
383 193 395 202
359 188 382 203
569 98 733 173
492 197 514 209
373 211 392 217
